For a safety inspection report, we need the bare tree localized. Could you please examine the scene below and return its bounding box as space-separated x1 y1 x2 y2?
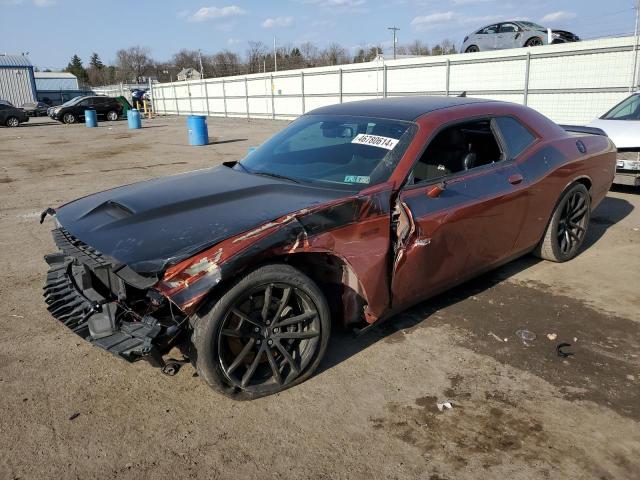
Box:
321 43 348 66
115 46 153 83
406 40 431 56
300 42 320 67
246 41 268 73
172 49 200 71
209 50 242 77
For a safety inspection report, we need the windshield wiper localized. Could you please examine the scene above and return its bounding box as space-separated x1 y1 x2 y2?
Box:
252 171 300 184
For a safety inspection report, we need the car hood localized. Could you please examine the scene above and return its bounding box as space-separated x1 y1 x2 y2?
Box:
54 165 348 275
588 119 640 149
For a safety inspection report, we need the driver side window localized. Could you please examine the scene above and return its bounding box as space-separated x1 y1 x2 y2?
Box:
411 119 504 184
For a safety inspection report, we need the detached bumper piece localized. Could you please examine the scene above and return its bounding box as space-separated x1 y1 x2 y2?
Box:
43 228 165 364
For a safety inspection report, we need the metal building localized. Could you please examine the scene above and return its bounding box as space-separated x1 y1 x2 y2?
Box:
34 71 79 91
34 71 87 105
0 54 37 106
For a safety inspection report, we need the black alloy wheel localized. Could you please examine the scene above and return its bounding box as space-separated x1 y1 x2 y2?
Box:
466 45 479 53
193 264 330 399
534 182 591 262
556 188 589 256
218 283 321 390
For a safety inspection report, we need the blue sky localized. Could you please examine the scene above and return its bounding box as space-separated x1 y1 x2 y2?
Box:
0 0 637 70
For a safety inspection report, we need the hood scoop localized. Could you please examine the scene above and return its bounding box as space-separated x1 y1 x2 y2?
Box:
82 200 135 220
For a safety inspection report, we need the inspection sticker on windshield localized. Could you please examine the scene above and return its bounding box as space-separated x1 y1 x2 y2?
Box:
344 175 370 184
351 133 399 150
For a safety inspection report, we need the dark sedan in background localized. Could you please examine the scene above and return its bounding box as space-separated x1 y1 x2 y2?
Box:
0 103 29 127
462 21 580 52
48 95 123 124
21 101 50 117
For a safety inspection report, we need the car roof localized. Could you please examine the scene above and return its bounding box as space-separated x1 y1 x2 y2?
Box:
307 96 495 122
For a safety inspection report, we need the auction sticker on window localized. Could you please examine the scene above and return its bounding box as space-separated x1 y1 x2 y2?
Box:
351 133 399 150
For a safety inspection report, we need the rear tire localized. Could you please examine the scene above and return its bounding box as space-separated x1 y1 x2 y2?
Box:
534 183 591 262
106 110 118 121
192 263 331 399
5 116 19 127
63 113 76 124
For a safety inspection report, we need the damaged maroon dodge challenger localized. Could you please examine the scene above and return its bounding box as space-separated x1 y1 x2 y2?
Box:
41 97 616 398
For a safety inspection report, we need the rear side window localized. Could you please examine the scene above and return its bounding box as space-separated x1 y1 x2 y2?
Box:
602 95 640 120
494 117 536 158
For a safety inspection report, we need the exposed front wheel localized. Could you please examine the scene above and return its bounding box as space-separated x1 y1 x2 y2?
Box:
193 264 331 399
465 45 479 53
63 113 76 124
5 116 19 127
534 183 591 262
526 37 543 47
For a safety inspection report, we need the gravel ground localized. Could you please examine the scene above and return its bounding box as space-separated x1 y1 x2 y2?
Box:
1 116 639 480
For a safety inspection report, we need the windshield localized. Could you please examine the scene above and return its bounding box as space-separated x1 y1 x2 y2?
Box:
236 114 415 189
61 96 84 107
519 21 546 31
601 95 640 120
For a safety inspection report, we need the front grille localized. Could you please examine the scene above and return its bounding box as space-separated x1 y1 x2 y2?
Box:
43 254 93 336
52 228 109 270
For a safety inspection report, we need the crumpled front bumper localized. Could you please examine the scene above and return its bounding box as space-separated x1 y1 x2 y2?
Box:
43 228 164 363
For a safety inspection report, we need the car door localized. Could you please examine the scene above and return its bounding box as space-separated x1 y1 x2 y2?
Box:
479 24 499 50
390 117 531 308
0 104 8 123
74 98 91 119
497 23 521 49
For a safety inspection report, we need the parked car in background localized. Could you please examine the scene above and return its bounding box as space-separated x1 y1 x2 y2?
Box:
48 96 123 124
0 99 14 107
21 101 50 117
0 103 29 127
588 93 640 187
41 96 615 398
462 21 580 53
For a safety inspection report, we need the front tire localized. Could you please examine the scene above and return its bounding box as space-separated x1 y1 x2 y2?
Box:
193 264 331 399
465 45 479 53
526 37 543 47
534 183 591 262
5 116 20 127
62 113 76 124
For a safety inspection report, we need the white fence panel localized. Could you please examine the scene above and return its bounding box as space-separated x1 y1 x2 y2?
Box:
145 36 640 125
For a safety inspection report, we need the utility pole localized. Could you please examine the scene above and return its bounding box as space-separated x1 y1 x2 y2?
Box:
632 0 640 92
273 36 278 72
197 49 205 79
388 26 400 60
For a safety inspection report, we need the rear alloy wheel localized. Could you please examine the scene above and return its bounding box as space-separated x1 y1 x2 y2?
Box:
193 264 330 399
465 45 479 53
534 183 590 262
106 110 118 121
5 116 19 127
63 113 76 124
526 37 543 47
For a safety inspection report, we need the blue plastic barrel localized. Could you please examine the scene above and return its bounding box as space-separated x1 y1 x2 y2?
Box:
187 115 208 146
85 109 97 128
127 109 141 129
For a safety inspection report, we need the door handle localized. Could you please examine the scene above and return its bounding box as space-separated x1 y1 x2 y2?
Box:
508 173 523 185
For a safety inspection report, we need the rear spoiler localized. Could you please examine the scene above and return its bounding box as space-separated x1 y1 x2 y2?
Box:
559 125 608 136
